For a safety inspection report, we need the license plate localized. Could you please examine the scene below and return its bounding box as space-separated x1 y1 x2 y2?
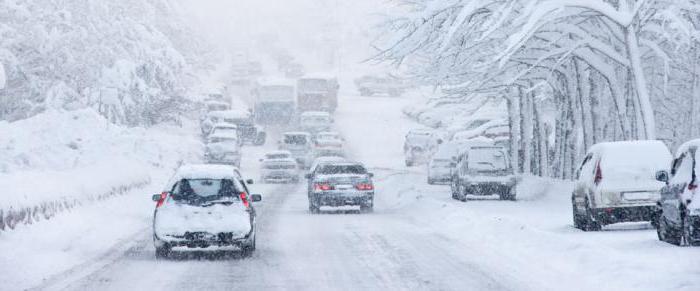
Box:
623 192 651 200
335 184 354 190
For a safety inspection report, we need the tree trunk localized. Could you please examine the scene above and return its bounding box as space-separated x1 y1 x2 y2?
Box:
625 27 656 139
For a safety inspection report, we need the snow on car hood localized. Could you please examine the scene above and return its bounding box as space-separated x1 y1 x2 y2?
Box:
155 201 251 238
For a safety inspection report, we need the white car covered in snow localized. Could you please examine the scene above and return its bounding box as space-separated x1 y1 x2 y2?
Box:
152 164 261 258
404 129 441 166
313 131 345 158
451 146 517 201
260 150 300 183
280 132 314 168
205 132 242 167
299 111 333 134
572 140 671 231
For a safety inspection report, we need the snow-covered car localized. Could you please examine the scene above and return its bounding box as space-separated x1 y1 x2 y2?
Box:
354 74 409 97
312 132 345 158
655 139 700 246
451 146 517 201
403 129 441 166
152 164 261 258
427 156 455 185
571 140 671 231
209 123 240 142
205 133 242 167
305 161 375 213
446 117 505 139
260 151 299 183
280 132 313 168
299 111 332 134
205 110 266 146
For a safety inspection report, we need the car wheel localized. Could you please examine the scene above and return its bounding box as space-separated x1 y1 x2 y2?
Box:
572 197 585 230
360 203 373 213
427 178 434 185
155 243 171 259
450 180 458 199
457 184 467 202
682 214 700 246
405 160 413 167
583 201 601 231
499 188 516 201
309 203 320 214
658 216 681 245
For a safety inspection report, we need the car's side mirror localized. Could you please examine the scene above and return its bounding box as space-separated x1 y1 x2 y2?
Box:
368 173 374 178
305 173 312 179
656 170 669 183
251 194 262 202
152 192 168 202
246 179 254 185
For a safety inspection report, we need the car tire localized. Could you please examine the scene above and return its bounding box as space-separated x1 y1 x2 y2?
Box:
499 188 516 201
682 214 700 246
405 160 413 167
583 201 601 231
309 203 320 214
242 232 256 257
450 180 458 199
457 184 468 202
155 243 171 259
360 203 373 213
427 178 434 185
658 216 681 245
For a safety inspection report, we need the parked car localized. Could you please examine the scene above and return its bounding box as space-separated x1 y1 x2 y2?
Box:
427 155 454 185
655 139 700 246
354 74 409 97
260 151 299 183
571 140 671 231
305 161 375 213
152 164 261 258
451 146 517 201
209 123 240 144
205 132 242 167
280 132 313 168
300 111 333 134
404 129 441 166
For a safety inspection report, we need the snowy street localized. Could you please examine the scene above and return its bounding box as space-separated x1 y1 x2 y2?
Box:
5 96 695 291
4 1 700 289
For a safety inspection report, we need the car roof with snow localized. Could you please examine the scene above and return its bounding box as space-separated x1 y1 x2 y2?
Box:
587 140 671 169
284 131 311 136
256 77 296 87
212 122 238 129
208 132 239 140
208 109 251 119
675 139 700 157
301 111 330 117
164 164 241 191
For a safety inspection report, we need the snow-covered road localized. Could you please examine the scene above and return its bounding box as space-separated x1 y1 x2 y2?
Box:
15 95 700 291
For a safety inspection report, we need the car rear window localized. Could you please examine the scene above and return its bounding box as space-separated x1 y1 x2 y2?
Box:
317 164 367 175
171 179 242 203
468 148 508 171
285 135 308 145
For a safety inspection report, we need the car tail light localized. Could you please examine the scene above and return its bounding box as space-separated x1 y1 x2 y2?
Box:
594 162 603 186
239 192 249 208
356 183 374 191
156 192 168 208
314 183 333 191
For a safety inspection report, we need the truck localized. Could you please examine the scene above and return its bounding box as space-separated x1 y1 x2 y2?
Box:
252 79 296 125
296 75 339 113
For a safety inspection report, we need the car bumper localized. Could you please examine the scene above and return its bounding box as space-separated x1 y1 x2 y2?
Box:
262 172 298 182
464 182 513 196
311 192 373 207
155 230 252 248
592 205 655 224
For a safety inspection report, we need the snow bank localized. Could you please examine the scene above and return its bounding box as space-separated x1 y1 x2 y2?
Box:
0 109 202 230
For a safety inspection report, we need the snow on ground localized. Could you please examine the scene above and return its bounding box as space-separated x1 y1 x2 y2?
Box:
338 95 700 291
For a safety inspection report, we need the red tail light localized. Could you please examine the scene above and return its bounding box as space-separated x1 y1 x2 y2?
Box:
156 192 168 208
355 183 374 191
314 183 333 191
239 192 249 208
594 162 603 186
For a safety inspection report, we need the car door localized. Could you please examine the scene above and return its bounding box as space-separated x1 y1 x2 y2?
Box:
663 152 692 225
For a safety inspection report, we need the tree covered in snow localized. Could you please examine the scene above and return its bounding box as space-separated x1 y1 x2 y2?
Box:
0 0 207 125
377 0 700 179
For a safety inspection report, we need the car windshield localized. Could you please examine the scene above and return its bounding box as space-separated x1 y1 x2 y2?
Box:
170 179 241 204
468 148 508 171
284 135 308 145
266 153 290 159
317 164 367 175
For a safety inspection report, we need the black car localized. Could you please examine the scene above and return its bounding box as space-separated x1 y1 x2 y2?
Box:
655 140 700 246
305 162 375 213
